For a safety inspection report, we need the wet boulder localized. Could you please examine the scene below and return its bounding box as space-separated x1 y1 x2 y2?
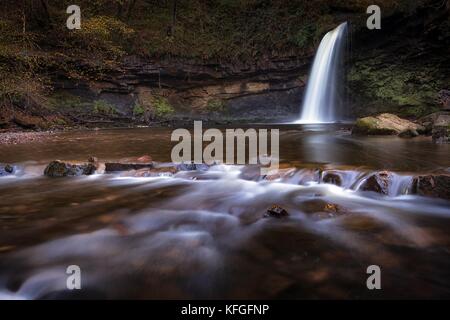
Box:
399 128 419 138
412 175 450 200
105 162 154 172
431 114 450 144
352 113 424 136
104 154 154 172
360 171 392 194
418 111 448 135
265 205 289 218
322 171 342 186
132 166 178 177
44 160 97 177
0 164 14 176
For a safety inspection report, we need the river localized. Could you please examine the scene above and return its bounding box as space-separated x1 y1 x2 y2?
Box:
0 124 449 299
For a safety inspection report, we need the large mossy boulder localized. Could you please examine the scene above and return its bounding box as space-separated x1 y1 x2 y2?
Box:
352 113 424 136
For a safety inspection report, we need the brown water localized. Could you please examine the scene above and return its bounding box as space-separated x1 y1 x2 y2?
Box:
0 125 449 299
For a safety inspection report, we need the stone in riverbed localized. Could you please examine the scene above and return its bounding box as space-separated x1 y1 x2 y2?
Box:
352 113 424 136
360 171 392 194
104 154 154 172
412 175 450 200
398 128 419 138
88 156 98 163
44 160 97 177
133 166 178 177
322 171 342 186
299 199 349 219
265 205 289 218
0 164 14 176
105 162 154 172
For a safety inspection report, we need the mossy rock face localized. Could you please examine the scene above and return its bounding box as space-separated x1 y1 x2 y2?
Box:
152 97 174 118
348 52 447 119
352 113 424 136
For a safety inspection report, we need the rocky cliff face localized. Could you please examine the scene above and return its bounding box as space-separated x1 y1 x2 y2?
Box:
53 0 448 124
51 55 310 123
1 1 448 130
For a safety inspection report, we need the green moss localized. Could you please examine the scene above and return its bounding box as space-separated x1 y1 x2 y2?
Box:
47 92 91 110
93 100 118 115
206 99 226 113
153 97 174 118
349 55 446 118
133 103 145 116
52 118 68 126
354 117 378 133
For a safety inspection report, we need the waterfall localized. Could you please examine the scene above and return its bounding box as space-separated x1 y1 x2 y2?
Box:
296 22 348 123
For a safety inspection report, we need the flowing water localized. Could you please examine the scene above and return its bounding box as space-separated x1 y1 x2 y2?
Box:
297 22 348 123
0 125 449 299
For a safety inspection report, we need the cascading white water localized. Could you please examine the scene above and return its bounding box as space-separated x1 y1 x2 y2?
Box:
296 22 348 123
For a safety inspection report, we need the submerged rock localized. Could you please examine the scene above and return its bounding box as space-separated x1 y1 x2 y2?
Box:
360 171 392 194
352 113 424 136
0 164 14 176
44 161 97 177
105 155 154 172
264 168 296 181
265 205 289 218
105 162 154 172
412 175 450 200
312 203 348 220
299 199 349 220
239 165 264 181
132 166 178 177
